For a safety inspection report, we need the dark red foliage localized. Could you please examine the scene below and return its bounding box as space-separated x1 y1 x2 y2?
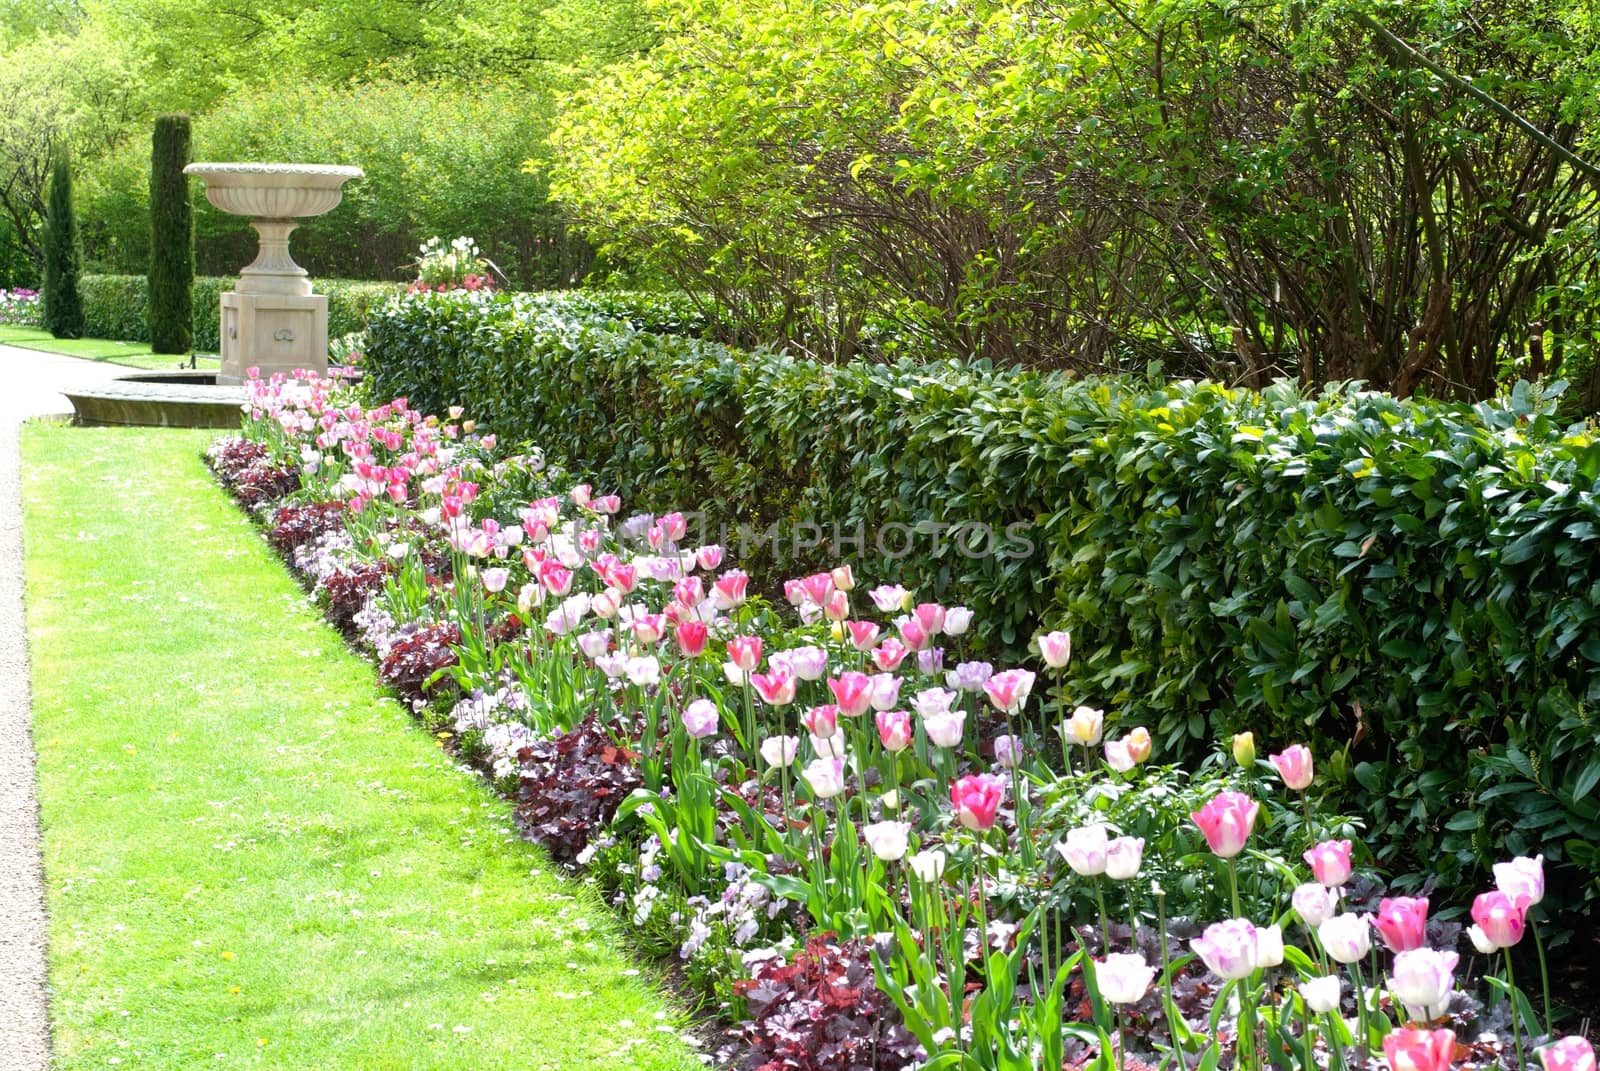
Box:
319 561 395 633
724 935 923 1071
269 501 346 554
514 714 642 862
378 622 462 699
208 437 299 507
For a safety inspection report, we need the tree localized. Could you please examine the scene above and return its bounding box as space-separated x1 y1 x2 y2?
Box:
147 113 192 353
42 149 83 337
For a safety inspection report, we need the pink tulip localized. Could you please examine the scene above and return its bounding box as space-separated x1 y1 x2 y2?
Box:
1191 918 1262 980
481 567 509 593
867 673 902 711
694 544 724 571
783 578 806 605
1096 953 1155 1005
822 590 850 621
1190 791 1258 858
950 774 1005 831
675 620 709 658
1382 1029 1456 1071
1494 854 1545 906
1540 1038 1598 1071
1269 744 1314 791
1103 738 1134 772
1469 890 1529 949
594 494 622 514
876 709 913 752
828 672 874 717
727 636 763 673
872 637 910 672
800 572 834 605
1373 896 1430 953
784 645 829 681
830 565 855 592
751 666 798 706
630 613 666 645
681 698 719 739
983 668 1036 715
846 620 881 651
540 562 574 596
869 584 909 612
923 709 965 748
897 617 931 651
660 511 687 542
1388 947 1457 1023
712 570 749 608
802 704 839 739
609 564 637 593
913 603 946 635
1038 629 1072 669
1304 839 1353 887
673 576 705 608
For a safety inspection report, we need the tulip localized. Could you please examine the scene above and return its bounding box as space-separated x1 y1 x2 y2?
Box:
1389 947 1458 1023
810 732 847 759
540 562 574 596
751 666 798 707
1269 744 1314 791
694 544 723 571
1056 824 1109 876
609 564 638 593
1096 953 1155 1005
908 848 946 883
915 647 943 676
674 620 709 658
1191 918 1262 980
1104 836 1145 880
1317 912 1372 963
872 638 910 672
783 578 806 605
897 617 931 651
1191 791 1258 858
846 620 881 651
1292 882 1338 928
830 564 855 592
622 655 661 687
911 687 957 719
828 672 874 717
945 660 993 693
576 629 612 660
1103 738 1135 772
943 606 973 635
1301 974 1342 1015
1231 731 1256 767
760 735 799 767
1038 629 1072 668
712 570 749 608
1494 854 1545 906
1304 839 1353 887
913 602 947 635
1383 1028 1456 1071
481 566 509 593
993 734 1022 769
950 773 1005 831
727 635 763 673
630 613 666 646
1124 726 1152 763
672 576 705 609
590 590 619 619
1467 924 1498 955
862 820 911 861
1066 704 1104 746
822 589 851 621
1469 890 1529 949
1373 896 1430 953
802 757 847 799
868 673 902 711
681 699 720 739
799 572 834 606
876 709 913 752
983 668 1036 714
802 704 839 740
1540 1038 1598 1071
923 709 966 748
569 483 592 507
785 645 829 681
1255 924 1285 968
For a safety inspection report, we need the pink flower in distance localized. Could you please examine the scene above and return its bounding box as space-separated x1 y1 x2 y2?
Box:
876 709 913 752
1269 744 1314 791
830 565 855 592
983 668 1036 714
868 673 902 711
869 584 909 613
1304 839 1353 887
923 708 965 748
950 774 1005 831
751 665 798 707
828 672 874 717
1383 1029 1457 1071
1373 896 1430 953
1540 1038 1598 1071
1190 791 1258 858
630 613 666 646
1469 890 1529 949
822 589 851 621
993 734 1022 769
727 635 763 673
1038 629 1072 669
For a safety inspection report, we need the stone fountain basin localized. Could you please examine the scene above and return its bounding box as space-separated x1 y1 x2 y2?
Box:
64 370 248 429
183 162 364 219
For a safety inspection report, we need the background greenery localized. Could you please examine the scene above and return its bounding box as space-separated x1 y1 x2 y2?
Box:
366 289 1600 926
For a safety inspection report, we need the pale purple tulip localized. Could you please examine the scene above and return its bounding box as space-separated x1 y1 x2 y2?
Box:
862 820 912 861
1096 953 1155 1005
1192 918 1262 980
681 698 720 739
1389 948 1458 1022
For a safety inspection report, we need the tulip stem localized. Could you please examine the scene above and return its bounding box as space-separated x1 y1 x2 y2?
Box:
1346 956 1370 1062
1323 1013 1347 1071
1504 949 1526 1068
1532 916 1553 1036
1226 856 1242 919
1299 792 1316 850
1094 877 1112 953
1155 890 1190 1071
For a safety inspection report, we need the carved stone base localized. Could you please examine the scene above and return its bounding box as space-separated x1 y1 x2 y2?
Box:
217 291 328 385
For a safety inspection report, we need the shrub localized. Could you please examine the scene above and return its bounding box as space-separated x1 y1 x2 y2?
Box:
363 291 1600 911
42 152 85 339
80 274 401 351
147 114 194 354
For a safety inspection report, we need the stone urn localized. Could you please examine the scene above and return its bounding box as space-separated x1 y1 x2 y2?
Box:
183 162 363 383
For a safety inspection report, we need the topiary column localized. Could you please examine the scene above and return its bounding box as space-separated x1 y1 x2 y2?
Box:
148 115 194 354
42 150 85 339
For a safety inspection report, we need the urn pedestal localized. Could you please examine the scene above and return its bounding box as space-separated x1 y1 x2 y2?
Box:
183 162 364 384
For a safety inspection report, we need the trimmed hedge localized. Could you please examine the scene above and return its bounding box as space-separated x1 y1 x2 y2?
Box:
80 274 402 352
364 290 1600 919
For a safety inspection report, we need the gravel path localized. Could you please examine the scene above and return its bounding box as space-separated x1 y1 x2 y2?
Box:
0 344 123 1071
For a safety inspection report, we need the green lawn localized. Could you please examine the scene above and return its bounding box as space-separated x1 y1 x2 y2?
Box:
22 424 702 1071
0 324 221 371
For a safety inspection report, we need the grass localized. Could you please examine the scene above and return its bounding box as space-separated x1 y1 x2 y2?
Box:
22 424 703 1071
0 324 221 371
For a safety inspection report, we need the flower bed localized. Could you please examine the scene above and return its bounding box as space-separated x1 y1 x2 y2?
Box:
0 287 41 327
210 370 1593 1071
